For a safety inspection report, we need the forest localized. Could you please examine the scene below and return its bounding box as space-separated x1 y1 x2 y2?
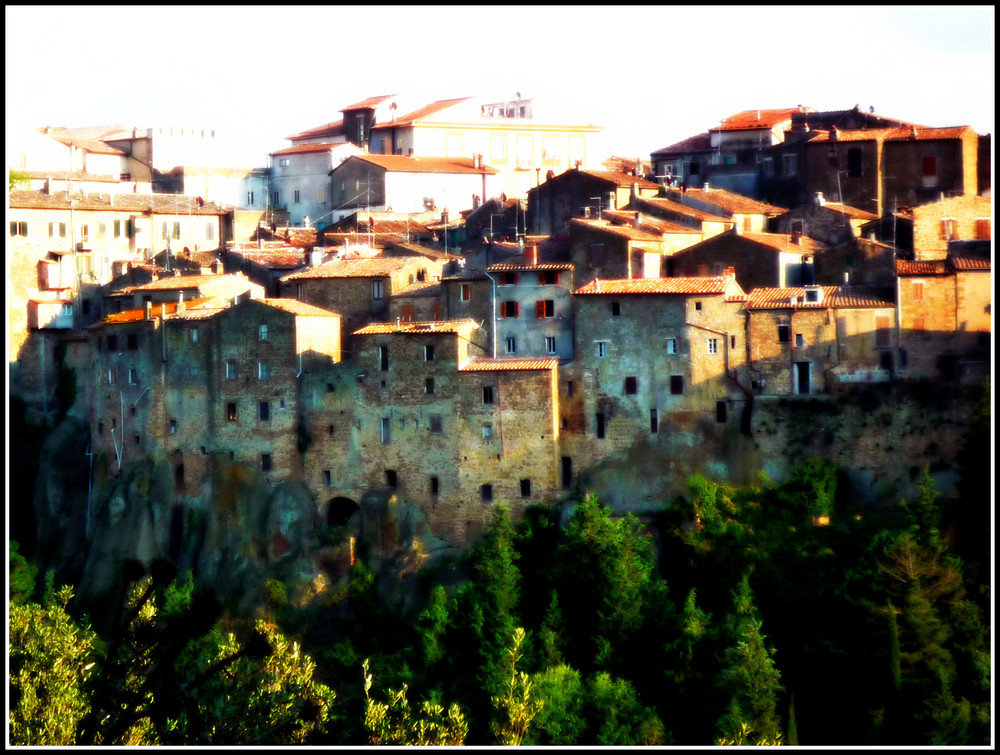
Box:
8 384 992 746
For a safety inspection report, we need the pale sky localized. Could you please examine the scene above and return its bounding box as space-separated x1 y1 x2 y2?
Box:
5 5 995 169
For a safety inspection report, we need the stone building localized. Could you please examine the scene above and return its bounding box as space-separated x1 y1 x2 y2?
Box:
568 218 667 288
487 258 576 361
566 274 750 467
633 194 734 238
771 193 879 246
666 228 823 291
528 167 661 235
657 185 786 234
279 255 442 344
745 285 898 395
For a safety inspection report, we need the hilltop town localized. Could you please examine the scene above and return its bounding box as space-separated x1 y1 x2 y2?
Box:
8 98 992 557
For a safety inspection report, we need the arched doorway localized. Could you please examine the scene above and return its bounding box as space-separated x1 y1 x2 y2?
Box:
326 496 360 528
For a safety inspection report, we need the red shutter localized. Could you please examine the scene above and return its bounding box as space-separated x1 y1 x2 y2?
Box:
535 300 545 318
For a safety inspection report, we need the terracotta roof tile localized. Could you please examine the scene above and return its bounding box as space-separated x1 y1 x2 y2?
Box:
569 218 665 241
254 298 339 317
948 254 990 272
820 202 880 220
487 260 574 272
746 286 895 309
392 280 442 297
896 259 950 276
370 98 472 128
711 108 809 131
281 256 424 281
602 210 698 235
342 94 396 110
884 125 976 141
667 187 786 216
576 169 661 190
226 246 306 269
650 132 713 157
459 356 558 372
574 276 737 296
25 170 120 183
129 274 245 292
636 196 732 223
284 120 345 141
353 319 476 335
341 154 499 175
8 189 227 215
97 297 216 325
270 142 353 156
739 231 825 255
385 241 461 260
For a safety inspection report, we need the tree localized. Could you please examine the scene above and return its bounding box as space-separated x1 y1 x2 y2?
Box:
527 665 587 745
586 671 666 745
9 167 30 190
9 540 38 605
9 577 98 746
362 658 467 745
714 574 784 744
490 626 543 746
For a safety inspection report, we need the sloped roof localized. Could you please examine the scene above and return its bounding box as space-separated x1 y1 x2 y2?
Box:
948 253 991 272
666 187 786 216
602 210 700 235
385 241 461 261
284 120 345 141
342 94 396 111
128 274 247 292
574 276 741 297
569 218 665 242
574 169 661 190
281 256 424 281
339 154 499 175
353 319 476 335
819 202 880 220
459 356 558 372
391 280 442 297
95 297 215 326
254 298 340 317
895 259 950 276
746 286 895 309
8 189 227 215
650 132 713 157
487 260 574 272
737 231 825 255
370 98 473 128
637 195 732 223
270 141 353 156
711 108 807 132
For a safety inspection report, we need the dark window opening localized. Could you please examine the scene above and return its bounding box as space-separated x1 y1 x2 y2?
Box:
520 479 531 498
596 412 606 439
670 375 684 395
847 147 863 178
379 345 390 371
127 333 138 350
561 456 572 489
481 483 493 503
430 476 439 496
611 301 621 316
650 408 658 434
425 378 435 394
429 415 443 434
483 385 494 404
624 376 638 395
536 299 555 318
227 402 237 421
261 454 272 472
328 424 335 437
777 324 790 343
385 469 397 488
567 380 574 397
717 401 727 423
327 382 335 392
323 470 332 486
259 402 270 422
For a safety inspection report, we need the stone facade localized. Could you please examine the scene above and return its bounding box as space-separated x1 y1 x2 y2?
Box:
487 261 576 360
904 195 992 261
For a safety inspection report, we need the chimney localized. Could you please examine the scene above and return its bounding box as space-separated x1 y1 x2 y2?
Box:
473 152 482 169
815 191 825 207
177 291 185 314
910 126 918 140
830 126 839 142
790 295 798 306
144 301 152 320
607 191 615 210
633 211 641 229
790 231 801 245
529 244 538 265
309 247 322 266
843 272 850 286
44 177 52 194
723 266 736 280
583 206 591 219
441 208 449 224
703 182 710 192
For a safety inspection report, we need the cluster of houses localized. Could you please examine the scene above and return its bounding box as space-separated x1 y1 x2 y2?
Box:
8 95 991 547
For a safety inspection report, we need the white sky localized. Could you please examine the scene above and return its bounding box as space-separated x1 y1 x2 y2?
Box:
5 5 995 169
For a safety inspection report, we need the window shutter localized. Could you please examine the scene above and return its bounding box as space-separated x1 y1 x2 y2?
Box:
535 300 545 318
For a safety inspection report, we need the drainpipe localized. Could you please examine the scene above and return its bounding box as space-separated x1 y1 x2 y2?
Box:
484 272 498 359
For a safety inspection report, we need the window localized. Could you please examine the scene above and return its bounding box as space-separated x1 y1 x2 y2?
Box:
490 133 506 162
206 223 215 241
425 378 435 394
247 191 255 205
922 155 938 179
707 338 719 354
430 476 440 496
225 360 237 379
538 270 559 285
429 415 443 434
596 341 607 358
520 479 532 498
731 335 737 349
98 421 104 435
535 300 554 318
777 324 790 343
542 135 560 163
751 379 765 395
258 361 269 381
500 301 520 318
261 454 272 472
545 336 557 355
483 423 494 440
259 323 268 341
424 344 435 361
694 301 702 311
381 417 391 444
650 408 658 434
318 187 326 202
259 402 270 422
566 380 574 397
128 367 138 385
108 368 117 385
795 334 804 348
847 147 863 178
114 220 122 238
172 222 181 240
670 375 684 395
294 189 301 204
974 218 991 240
517 134 533 168
506 336 517 354
481 484 494 503
939 219 956 241
127 333 138 350
461 283 471 301
596 412 606 439
9 221 27 236
296 283 304 301
912 280 927 301
762 157 774 176
717 401 728 423
561 456 572 489
611 301 621 316
401 304 413 322
49 222 66 238
327 423 336 437
913 315 926 331
170 419 177 434
107 334 118 351
879 351 893 371
499 272 519 286
372 280 385 299
698 265 709 276
483 386 494 404
323 470 332 487
227 402 237 421
875 315 891 348
624 376 638 394
191 328 198 343
782 153 798 176
666 338 678 355
379 345 389 371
